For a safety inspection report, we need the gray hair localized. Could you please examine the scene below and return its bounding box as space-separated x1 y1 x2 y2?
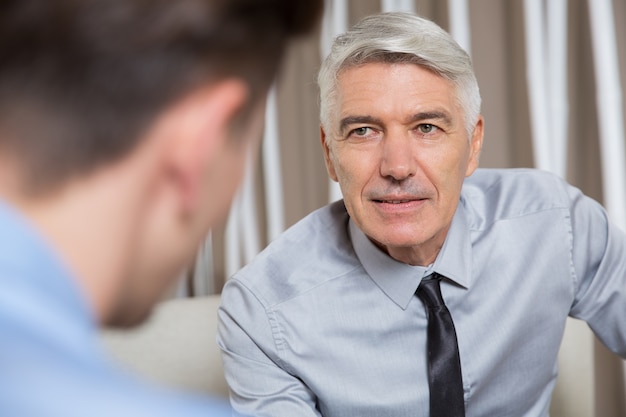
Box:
318 12 481 138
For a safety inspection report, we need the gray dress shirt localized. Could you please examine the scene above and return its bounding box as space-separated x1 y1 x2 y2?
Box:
217 168 626 417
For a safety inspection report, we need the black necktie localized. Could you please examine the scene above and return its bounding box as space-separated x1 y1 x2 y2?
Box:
416 273 465 417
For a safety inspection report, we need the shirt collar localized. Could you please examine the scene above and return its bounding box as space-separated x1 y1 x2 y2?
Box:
349 200 472 309
432 199 473 289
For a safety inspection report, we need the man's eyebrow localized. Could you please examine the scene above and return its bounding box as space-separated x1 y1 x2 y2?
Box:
407 111 454 126
339 111 454 134
339 115 382 134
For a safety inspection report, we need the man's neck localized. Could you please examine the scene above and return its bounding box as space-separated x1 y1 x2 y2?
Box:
0 162 151 325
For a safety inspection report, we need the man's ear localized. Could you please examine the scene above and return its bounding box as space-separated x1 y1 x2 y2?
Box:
154 79 248 214
465 115 484 177
320 126 338 182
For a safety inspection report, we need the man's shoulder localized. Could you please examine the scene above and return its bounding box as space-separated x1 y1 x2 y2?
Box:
0 325 230 417
462 168 576 226
465 168 569 193
229 200 360 305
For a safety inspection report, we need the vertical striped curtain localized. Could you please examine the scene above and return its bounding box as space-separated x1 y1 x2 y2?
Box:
183 0 625 415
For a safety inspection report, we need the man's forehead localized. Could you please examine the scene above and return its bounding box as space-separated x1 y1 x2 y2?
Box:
336 61 448 84
336 62 455 100
333 63 459 126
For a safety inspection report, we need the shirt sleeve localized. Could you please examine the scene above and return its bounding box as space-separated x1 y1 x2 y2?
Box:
217 278 321 417
567 182 626 357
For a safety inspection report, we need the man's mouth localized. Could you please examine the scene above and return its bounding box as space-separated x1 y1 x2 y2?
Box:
374 199 416 204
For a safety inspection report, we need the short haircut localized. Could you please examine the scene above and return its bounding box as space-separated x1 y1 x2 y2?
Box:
318 12 481 139
0 0 322 194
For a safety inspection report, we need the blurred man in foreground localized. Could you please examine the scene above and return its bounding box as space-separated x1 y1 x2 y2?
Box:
0 1 322 416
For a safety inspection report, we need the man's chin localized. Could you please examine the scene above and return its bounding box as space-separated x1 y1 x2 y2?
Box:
367 229 429 250
101 303 156 330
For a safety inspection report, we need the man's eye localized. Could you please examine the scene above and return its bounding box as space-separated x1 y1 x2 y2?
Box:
352 127 370 136
418 124 437 134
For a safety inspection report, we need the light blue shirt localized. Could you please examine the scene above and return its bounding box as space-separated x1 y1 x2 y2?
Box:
0 200 231 417
218 168 626 417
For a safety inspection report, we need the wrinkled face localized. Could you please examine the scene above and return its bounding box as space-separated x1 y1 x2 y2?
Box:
321 63 483 266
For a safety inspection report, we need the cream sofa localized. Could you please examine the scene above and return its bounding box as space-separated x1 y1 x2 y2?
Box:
101 295 594 415
100 295 228 398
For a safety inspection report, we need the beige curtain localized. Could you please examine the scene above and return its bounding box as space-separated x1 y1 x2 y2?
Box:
182 0 626 415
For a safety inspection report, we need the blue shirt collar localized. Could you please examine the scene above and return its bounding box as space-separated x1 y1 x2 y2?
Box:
350 200 472 309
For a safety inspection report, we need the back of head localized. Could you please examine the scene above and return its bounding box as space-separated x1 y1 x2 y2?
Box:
318 12 481 136
0 0 323 196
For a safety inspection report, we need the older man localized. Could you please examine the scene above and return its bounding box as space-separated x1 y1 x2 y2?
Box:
0 1 322 416
218 12 626 417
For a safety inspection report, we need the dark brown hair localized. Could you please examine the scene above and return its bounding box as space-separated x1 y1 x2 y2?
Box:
0 0 323 193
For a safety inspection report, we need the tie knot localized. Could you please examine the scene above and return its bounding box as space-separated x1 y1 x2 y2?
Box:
416 274 445 309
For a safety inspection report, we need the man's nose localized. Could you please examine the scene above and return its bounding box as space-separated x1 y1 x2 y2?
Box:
380 131 416 181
